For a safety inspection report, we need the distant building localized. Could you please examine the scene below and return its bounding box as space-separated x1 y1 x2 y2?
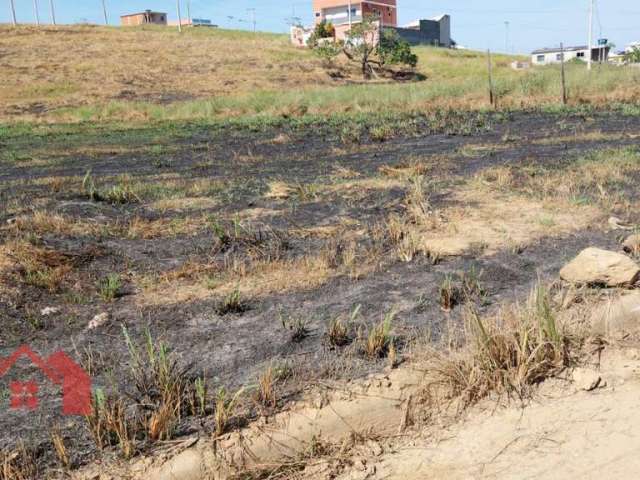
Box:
531 45 610 65
392 15 452 47
312 0 397 41
120 10 168 26
169 18 217 27
291 25 314 48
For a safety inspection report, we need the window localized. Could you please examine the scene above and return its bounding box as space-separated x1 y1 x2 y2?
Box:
577 51 585 58
536 55 545 63
556 53 563 61
315 12 320 17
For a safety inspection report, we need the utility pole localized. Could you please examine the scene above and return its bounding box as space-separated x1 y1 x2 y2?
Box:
176 0 182 32
101 0 108 25
9 0 17 26
49 0 56 25
504 21 510 53
348 0 352 29
187 0 191 25
587 0 594 70
247 8 256 33
33 0 40 25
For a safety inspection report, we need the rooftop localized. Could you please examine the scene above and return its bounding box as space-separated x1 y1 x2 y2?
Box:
120 11 167 18
531 46 588 54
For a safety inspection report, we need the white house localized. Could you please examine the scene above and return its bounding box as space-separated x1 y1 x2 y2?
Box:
531 45 610 65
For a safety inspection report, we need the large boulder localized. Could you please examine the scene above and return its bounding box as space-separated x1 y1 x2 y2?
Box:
560 248 640 287
622 234 640 255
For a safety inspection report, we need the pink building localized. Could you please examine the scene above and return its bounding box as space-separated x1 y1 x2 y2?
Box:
312 0 397 41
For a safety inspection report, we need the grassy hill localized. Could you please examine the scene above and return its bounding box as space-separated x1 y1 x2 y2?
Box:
1 24 639 124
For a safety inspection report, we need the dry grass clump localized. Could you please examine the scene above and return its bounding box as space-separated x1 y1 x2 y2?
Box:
87 328 201 458
474 147 640 209
254 365 278 409
363 311 396 358
1 240 74 293
0 442 38 480
428 284 575 408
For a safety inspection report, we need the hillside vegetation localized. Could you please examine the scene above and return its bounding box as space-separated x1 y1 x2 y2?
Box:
1 24 640 123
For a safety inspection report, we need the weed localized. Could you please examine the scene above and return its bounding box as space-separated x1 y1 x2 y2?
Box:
255 365 277 409
83 170 140 204
326 304 360 347
122 326 191 443
86 390 137 459
327 317 350 347
50 427 70 469
216 287 249 315
459 265 484 300
213 387 244 438
365 311 395 358
439 274 460 311
430 284 573 408
98 273 122 302
190 377 208 417
280 311 310 342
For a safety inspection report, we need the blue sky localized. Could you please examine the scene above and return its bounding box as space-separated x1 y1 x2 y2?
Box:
3 0 639 53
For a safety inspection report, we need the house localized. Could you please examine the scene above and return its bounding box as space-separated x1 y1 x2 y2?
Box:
531 45 610 65
169 18 217 28
391 15 452 47
120 10 168 26
312 0 397 41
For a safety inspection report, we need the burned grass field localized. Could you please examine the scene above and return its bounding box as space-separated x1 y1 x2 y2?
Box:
2 110 640 474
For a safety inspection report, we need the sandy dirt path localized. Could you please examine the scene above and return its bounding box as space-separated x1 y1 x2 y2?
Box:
339 350 640 480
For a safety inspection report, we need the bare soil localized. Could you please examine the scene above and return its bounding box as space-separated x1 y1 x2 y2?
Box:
1 110 640 473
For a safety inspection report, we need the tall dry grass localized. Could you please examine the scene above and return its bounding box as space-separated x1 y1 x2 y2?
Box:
1 25 639 124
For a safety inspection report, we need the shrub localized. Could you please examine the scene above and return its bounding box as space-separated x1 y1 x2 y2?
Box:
379 29 418 68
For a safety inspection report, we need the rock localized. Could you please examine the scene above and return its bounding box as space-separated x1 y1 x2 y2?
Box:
622 234 640 255
149 448 205 480
87 312 109 330
560 248 640 287
591 292 640 338
572 368 605 391
6 218 16 225
41 306 60 316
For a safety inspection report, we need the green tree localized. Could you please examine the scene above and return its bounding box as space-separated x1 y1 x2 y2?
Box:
378 29 418 68
626 46 640 64
343 17 381 78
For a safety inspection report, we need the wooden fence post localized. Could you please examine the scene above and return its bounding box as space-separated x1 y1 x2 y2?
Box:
487 49 495 108
560 43 568 105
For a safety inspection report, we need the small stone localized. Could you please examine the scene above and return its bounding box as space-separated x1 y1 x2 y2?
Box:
6 218 16 225
623 234 640 255
41 306 60 316
87 312 109 330
573 368 605 391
